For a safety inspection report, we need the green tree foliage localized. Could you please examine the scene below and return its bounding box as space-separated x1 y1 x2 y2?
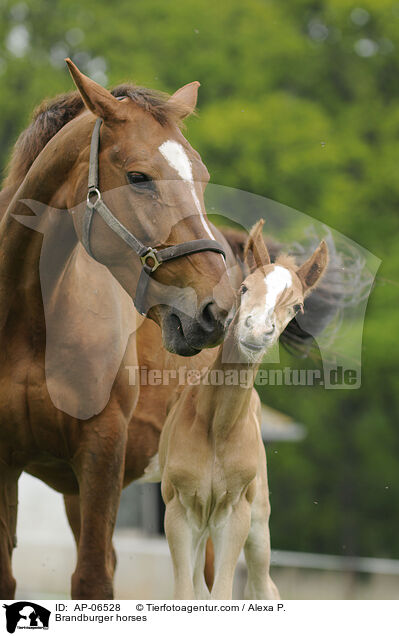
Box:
0 0 398 557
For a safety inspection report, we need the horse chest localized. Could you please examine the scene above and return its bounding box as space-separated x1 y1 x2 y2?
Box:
169 442 257 531
176 474 255 531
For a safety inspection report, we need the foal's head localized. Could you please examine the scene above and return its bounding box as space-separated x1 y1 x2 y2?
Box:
64 60 234 355
235 220 328 361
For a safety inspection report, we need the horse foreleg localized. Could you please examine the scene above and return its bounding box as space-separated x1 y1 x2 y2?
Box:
164 495 196 599
70 417 127 599
64 493 117 577
193 534 211 599
210 497 252 600
0 458 20 599
243 511 280 600
243 449 280 600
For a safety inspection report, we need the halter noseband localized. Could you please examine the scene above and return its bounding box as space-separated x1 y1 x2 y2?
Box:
82 117 226 316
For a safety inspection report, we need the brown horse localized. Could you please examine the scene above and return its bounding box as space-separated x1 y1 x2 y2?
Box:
0 60 238 599
0 60 349 600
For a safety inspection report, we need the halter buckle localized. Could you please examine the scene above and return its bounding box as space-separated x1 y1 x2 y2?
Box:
140 247 161 272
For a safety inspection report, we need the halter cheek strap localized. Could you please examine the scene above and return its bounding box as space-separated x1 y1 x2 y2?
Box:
82 117 226 316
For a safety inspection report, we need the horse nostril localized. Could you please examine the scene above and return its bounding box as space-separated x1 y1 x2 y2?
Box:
264 324 275 336
202 302 216 329
197 299 227 333
245 315 253 328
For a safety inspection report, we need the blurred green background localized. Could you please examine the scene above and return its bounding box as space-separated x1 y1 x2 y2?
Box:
0 0 398 559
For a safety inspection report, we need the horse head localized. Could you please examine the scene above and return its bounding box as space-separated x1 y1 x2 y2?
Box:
232 220 328 361
64 60 235 355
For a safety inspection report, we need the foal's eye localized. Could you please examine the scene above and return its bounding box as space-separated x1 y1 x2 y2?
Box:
127 172 156 192
240 284 248 295
293 303 303 314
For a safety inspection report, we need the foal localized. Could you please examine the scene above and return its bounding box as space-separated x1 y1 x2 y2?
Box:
159 220 328 599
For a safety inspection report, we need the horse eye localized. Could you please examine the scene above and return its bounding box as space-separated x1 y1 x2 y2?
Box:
240 285 248 295
127 172 155 191
293 303 303 314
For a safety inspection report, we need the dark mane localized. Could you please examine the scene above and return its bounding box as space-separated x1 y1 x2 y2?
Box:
4 83 182 188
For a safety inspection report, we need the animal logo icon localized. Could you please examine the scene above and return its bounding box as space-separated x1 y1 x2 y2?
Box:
2 602 50 633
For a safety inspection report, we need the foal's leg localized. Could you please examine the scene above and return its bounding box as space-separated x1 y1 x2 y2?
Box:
210 496 252 600
0 458 20 599
164 495 196 599
193 534 211 599
70 416 127 599
243 449 280 600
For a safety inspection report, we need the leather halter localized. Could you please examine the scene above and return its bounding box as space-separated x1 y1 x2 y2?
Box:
82 117 226 316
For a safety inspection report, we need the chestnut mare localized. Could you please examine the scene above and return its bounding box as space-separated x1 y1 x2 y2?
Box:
0 60 347 600
0 60 239 599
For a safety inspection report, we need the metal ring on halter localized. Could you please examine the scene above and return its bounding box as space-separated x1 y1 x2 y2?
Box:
140 248 161 273
86 188 102 207
83 117 227 315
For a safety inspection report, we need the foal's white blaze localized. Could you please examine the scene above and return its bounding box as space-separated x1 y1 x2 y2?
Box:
241 265 293 340
158 140 216 242
247 265 293 332
264 266 293 316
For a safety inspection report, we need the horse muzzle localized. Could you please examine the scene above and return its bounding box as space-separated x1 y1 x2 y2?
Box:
159 299 228 356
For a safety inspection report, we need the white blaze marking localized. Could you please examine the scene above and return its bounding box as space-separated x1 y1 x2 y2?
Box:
158 140 216 241
264 266 292 315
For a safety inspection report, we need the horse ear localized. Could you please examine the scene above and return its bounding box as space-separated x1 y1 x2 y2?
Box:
65 58 123 121
169 81 200 118
296 240 328 296
243 219 271 271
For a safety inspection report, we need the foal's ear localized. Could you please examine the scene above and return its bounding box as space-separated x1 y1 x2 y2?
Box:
296 240 328 296
243 219 271 271
169 81 200 118
66 58 124 122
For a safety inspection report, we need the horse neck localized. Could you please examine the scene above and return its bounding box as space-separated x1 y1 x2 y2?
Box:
197 328 259 439
0 116 90 329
